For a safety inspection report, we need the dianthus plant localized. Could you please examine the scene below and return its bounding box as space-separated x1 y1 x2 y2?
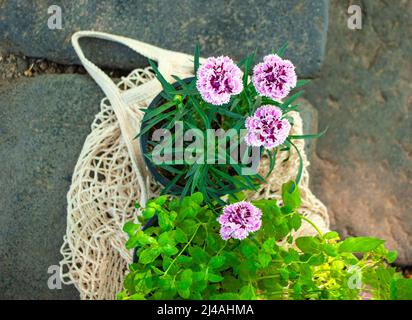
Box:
118 181 410 300
138 44 324 204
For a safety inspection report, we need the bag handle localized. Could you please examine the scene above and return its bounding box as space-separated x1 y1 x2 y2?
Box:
71 31 175 207
71 31 175 102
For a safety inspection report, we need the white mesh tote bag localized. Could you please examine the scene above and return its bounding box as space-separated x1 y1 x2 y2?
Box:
60 31 329 300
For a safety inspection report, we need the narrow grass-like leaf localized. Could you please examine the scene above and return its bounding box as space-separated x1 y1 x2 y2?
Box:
191 165 203 194
252 95 262 113
142 101 176 122
148 59 174 94
281 90 305 110
194 43 200 75
179 174 194 204
162 171 185 195
295 79 310 88
137 111 174 138
211 106 243 119
209 166 249 190
229 98 241 112
283 103 301 115
289 127 328 140
266 148 277 178
190 96 211 129
288 139 303 186
242 51 256 86
276 42 288 57
157 164 184 175
168 89 199 96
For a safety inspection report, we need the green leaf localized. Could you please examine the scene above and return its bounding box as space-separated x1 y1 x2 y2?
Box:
211 293 240 300
240 286 256 300
148 59 174 94
323 244 338 257
189 192 204 204
189 96 211 129
290 214 302 231
276 42 288 57
142 207 156 220
239 260 258 281
193 271 206 282
307 253 326 266
138 247 161 264
176 255 193 266
274 222 290 240
281 90 305 109
194 43 200 74
138 110 175 138
175 228 189 243
289 127 328 141
242 51 256 86
141 100 176 123
127 293 146 300
177 287 190 299
161 244 179 256
295 79 310 88
281 180 301 210
295 236 320 253
279 268 289 281
208 273 224 283
208 256 226 269
158 231 175 247
386 250 398 264
258 253 272 268
288 140 303 185
262 238 277 254
324 231 340 240
391 278 412 300
177 269 193 299
283 248 300 263
189 246 209 264
266 148 276 177
126 230 156 249
123 221 139 237
240 240 259 257
339 237 385 253
178 269 193 289
157 211 172 231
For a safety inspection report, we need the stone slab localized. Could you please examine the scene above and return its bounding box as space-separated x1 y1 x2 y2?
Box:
305 0 412 266
0 0 329 78
0 74 106 299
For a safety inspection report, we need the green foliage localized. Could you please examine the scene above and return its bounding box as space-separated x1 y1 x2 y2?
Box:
118 182 411 300
138 44 320 204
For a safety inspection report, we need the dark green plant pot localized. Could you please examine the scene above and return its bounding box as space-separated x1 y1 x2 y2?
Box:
140 78 195 195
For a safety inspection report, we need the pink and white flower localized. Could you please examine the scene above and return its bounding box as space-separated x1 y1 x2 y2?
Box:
196 56 243 105
245 105 291 149
218 201 262 240
252 54 297 101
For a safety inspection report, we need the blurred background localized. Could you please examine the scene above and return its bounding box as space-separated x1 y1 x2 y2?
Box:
0 0 410 299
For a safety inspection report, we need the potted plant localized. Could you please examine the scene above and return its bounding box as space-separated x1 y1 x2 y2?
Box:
119 181 411 300
138 44 324 204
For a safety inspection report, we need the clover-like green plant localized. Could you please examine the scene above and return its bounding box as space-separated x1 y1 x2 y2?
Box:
118 181 411 300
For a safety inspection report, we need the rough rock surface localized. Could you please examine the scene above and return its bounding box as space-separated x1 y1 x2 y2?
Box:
305 0 412 265
0 0 328 78
0 75 106 299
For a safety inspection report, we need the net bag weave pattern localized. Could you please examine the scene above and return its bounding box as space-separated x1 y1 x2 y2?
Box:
59 31 329 300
